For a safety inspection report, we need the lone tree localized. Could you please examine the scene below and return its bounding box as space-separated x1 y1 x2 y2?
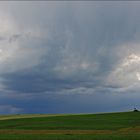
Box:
133 108 139 112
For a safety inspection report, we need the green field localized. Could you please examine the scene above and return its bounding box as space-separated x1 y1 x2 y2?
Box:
0 112 139 139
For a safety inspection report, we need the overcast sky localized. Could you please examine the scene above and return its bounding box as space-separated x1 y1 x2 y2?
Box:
0 1 140 114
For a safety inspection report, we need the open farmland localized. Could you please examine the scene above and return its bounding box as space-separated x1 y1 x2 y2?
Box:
0 112 139 139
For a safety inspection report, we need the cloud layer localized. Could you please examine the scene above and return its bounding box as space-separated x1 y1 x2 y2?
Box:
0 2 140 114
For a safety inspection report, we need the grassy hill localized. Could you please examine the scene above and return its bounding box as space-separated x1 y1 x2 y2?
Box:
0 111 139 139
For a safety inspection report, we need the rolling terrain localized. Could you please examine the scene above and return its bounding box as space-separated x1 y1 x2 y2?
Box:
0 112 139 139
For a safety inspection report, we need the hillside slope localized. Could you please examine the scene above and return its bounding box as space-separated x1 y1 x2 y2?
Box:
0 111 139 130
0 112 139 140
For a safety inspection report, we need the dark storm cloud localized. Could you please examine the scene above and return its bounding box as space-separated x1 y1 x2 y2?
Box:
0 2 140 114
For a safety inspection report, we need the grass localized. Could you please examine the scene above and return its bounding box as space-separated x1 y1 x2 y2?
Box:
0 111 139 139
0 111 139 130
0 134 140 140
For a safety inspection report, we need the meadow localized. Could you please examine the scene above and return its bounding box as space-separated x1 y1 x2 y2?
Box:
0 112 139 139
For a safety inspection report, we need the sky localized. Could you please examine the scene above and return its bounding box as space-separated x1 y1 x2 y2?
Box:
0 1 140 114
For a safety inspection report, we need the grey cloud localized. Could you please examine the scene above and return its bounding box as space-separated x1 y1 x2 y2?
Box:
0 2 139 113
9 34 22 42
0 105 22 114
0 2 139 90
